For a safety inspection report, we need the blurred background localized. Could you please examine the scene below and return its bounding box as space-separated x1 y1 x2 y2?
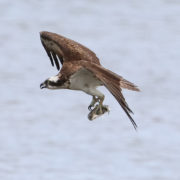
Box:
0 0 180 179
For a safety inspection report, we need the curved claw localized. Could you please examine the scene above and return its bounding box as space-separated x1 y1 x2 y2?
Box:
88 105 92 111
88 96 99 111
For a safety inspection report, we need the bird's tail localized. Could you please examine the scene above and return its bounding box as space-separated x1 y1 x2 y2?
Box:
119 77 140 91
97 67 140 92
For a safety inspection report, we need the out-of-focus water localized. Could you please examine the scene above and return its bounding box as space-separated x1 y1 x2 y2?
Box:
0 0 180 179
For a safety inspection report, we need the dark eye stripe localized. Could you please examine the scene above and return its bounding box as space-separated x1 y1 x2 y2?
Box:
48 80 66 86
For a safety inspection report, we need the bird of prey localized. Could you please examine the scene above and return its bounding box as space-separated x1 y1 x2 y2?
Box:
40 31 140 129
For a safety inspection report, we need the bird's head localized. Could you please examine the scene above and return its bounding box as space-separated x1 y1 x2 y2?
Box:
40 75 69 90
40 79 48 89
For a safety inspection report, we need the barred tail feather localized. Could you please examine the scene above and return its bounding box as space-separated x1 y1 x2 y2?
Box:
120 78 140 91
88 64 140 92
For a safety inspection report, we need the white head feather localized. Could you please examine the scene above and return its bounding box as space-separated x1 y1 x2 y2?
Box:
49 76 59 82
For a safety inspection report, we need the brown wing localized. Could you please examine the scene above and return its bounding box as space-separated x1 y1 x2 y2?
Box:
40 31 100 71
75 60 139 129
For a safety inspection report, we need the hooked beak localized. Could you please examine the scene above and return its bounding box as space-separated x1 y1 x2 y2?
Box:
40 82 46 89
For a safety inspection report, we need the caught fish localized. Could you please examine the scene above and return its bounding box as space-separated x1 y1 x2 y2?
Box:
88 105 110 120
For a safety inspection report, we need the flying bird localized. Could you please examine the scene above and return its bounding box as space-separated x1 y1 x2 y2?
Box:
40 31 140 129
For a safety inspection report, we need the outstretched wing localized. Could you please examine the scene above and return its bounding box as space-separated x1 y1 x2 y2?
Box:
76 60 139 129
40 31 100 71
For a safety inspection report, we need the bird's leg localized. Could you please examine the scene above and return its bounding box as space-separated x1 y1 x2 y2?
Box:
87 89 109 120
88 96 99 111
94 95 109 115
88 95 109 120
96 95 104 114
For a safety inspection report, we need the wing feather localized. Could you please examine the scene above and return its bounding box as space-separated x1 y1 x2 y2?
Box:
41 41 54 66
102 78 137 129
77 60 138 129
40 31 100 71
51 52 60 70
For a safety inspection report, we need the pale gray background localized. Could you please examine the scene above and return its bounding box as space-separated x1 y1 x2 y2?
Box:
0 0 180 179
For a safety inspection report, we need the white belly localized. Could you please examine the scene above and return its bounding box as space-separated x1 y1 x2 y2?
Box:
69 68 102 91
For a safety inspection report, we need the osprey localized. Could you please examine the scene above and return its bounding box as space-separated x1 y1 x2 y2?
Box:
40 31 140 129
